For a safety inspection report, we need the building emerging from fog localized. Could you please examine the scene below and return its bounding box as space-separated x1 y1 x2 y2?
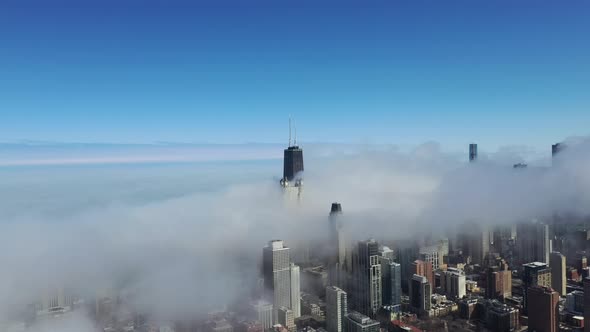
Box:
263 240 301 322
352 239 382 317
469 143 478 162
280 119 304 201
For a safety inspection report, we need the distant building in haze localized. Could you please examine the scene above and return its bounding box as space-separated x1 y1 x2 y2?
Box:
550 252 566 296
469 143 478 162
517 221 550 265
328 203 347 289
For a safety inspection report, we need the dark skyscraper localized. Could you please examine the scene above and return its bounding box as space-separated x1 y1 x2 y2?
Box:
283 146 304 182
282 118 304 183
469 143 478 162
552 142 564 157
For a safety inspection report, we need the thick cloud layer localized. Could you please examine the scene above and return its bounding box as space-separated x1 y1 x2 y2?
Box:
0 139 589 329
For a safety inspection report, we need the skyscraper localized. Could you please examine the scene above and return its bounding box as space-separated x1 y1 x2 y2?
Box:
522 262 552 314
328 202 347 288
409 274 431 314
379 256 401 306
263 240 296 321
466 225 490 266
528 286 559 332
290 263 301 318
550 251 566 296
280 119 304 200
352 239 382 317
469 143 478 162
552 142 564 157
517 221 550 264
326 286 347 332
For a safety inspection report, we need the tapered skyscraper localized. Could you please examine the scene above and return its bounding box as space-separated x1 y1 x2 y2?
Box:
469 143 478 162
280 118 304 200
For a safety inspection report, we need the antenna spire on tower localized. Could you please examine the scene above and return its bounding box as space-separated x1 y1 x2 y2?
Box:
288 116 292 147
294 122 297 146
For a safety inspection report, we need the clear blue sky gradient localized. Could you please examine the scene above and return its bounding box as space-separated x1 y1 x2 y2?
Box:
1 0 589 150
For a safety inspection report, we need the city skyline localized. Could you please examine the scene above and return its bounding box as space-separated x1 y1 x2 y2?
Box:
2 1 590 331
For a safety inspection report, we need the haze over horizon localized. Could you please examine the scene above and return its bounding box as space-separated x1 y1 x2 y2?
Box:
2 0 590 151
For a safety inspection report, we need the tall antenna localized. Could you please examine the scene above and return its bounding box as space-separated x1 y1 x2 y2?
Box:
288 116 292 147
294 123 297 146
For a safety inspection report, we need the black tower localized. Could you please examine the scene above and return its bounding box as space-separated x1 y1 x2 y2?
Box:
330 203 342 215
283 146 304 182
552 142 564 157
282 118 304 182
469 143 478 162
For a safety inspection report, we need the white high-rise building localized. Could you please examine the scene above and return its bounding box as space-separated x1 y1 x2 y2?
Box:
440 268 466 299
290 263 301 318
263 240 292 321
251 301 273 329
326 286 347 332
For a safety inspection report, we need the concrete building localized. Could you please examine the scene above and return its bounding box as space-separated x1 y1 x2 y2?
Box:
527 286 559 332
326 286 347 332
411 259 433 287
549 251 566 296
277 307 296 332
344 311 379 332
485 300 519 332
251 301 274 330
352 239 381 317
379 257 401 306
409 274 431 314
263 240 293 321
290 263 301 318
485 261 512 300
440 268 466 299
522 262 552 315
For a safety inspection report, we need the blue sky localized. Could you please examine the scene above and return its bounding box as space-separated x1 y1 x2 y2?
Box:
1 0 589 150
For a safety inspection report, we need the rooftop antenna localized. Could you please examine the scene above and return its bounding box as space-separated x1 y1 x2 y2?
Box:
294 121 297 146
288 116 292 147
